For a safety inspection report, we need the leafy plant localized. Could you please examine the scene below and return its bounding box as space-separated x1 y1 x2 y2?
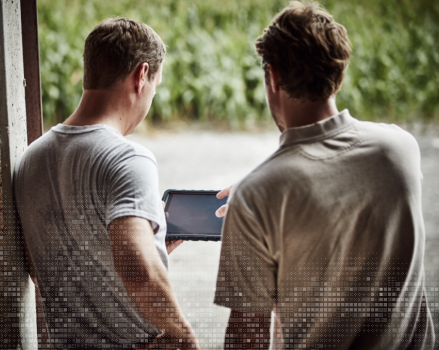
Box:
37 0 439 127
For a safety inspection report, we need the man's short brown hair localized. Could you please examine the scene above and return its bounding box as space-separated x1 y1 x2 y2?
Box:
83 17 166 90
255 1 351 101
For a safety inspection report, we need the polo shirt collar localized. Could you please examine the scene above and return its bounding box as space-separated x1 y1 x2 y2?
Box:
279 109 356 146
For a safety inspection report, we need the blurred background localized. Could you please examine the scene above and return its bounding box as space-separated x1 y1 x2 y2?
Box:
36 0 439 348
38 0 439 128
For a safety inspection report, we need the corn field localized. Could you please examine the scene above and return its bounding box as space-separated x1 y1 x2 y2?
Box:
38 0 439 127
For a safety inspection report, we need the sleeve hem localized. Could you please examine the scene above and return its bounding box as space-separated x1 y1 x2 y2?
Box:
106 210 161 234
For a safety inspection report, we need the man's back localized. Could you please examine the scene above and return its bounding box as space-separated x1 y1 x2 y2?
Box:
14 123 168 349
215 110 435 349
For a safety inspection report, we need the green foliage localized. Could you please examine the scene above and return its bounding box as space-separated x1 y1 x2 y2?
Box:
38 0 439 126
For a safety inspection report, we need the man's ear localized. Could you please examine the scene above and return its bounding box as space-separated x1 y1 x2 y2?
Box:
134 62 149 93
267 64 280 94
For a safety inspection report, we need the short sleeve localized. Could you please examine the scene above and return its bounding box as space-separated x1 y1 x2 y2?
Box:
214 193 277 313
105 155 163 232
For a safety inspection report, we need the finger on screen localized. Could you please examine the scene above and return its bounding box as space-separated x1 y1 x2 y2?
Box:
216 185 233 199
215 204 228 218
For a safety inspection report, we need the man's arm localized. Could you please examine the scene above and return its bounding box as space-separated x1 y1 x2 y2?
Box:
108 216 199 350
225 310 271 350
214 184 278 350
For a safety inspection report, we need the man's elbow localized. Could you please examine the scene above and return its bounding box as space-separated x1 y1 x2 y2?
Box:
29 274 38 287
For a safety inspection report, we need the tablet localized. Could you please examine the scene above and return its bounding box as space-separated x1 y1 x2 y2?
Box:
162 190 227 241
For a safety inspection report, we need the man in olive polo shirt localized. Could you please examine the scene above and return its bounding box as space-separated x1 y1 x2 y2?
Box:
214 2 435 349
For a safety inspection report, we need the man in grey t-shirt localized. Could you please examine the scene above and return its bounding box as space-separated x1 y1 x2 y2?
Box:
214 2 435 349
14 18 199 350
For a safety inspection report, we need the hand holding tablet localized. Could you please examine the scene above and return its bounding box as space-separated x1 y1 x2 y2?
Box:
214 185 233 218
162 190 228 241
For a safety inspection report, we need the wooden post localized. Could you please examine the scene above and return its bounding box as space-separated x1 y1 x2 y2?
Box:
0 0 38 349
21 0 43 145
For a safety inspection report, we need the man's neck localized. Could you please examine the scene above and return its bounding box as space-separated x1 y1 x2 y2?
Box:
63 89 133 136
281 93 339 129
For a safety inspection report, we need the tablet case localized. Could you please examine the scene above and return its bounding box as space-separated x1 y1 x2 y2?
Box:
162 189 224 241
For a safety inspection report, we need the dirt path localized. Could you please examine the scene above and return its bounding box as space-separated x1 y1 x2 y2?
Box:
128 128 439 349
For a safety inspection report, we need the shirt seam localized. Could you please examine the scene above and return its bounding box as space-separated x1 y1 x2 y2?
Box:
298 125 363 161
299 138 363 161
111 154 158 168
51 124 123 136
280 119 357 148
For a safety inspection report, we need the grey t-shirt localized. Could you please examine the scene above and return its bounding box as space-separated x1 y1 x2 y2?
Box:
215 110 435 349
13 123 168 349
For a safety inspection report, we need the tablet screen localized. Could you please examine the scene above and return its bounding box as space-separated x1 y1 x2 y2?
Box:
165 193 227 235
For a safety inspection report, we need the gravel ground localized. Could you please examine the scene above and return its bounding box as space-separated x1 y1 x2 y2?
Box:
127 126 439 349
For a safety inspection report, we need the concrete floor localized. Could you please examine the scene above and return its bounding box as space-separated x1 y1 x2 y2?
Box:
127 127 439 349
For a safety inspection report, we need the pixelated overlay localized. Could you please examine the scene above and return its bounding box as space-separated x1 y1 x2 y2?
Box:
215 235 438 349
10 190 164 349
0 193 438 349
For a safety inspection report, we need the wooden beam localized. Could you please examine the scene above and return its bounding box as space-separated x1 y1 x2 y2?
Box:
21 0 43 144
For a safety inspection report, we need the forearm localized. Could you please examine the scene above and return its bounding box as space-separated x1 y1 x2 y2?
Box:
110 217 197 345
121 262 194 340
225 310 271 350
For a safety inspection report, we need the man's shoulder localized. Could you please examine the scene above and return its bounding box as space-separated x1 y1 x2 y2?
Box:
356 120 420 160
13 130 54 171
91 127 157 165
15 126 158 176
230 120 420 202
121 138 157 164
234 139 308 186
229 157 285 208
54 124 158 164
358 119 418 147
